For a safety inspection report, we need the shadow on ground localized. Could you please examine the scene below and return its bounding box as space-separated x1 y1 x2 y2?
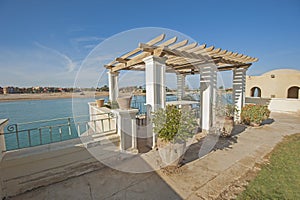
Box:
182 124 247 165
261 118 275 125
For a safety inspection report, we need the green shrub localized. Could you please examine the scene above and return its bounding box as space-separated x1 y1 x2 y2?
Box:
152 105 198 143
240 104 270 125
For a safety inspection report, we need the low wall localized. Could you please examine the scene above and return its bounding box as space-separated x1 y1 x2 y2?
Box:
0 138 105 198
245 97 271 105
268 98 300 113
88 103 116 133
0 119 8 200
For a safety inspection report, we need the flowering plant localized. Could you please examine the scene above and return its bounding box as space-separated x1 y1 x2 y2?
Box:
240 104 270 125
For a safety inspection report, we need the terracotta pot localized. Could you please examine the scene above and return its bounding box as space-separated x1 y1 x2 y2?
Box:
117 96 132 110
250 122 260 127
222 116 234 137
96 99 104 108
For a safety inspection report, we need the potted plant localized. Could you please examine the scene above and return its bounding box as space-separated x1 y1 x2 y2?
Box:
221 104 238 137
152 105 198 167
240 104 270 126
96 99 105 107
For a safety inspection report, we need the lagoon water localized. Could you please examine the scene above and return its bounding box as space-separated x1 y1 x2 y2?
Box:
0 97 99 150
0 95 178 150
0 93 233 151
1 93 231 150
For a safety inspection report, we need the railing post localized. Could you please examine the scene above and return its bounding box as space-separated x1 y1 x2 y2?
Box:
67 118 72 135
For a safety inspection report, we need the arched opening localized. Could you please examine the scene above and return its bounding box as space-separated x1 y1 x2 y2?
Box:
287 86 299 98
250 87 261 97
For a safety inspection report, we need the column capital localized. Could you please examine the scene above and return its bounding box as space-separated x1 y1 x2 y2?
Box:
142 55 167 65
107 71 119 76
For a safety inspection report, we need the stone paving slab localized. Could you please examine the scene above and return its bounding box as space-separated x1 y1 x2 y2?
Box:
7 112 300 200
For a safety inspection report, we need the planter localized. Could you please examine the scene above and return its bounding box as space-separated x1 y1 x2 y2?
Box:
250 122 261 127
96 99 104 107
222 116 234 137
117 96 132 110
157 139 186 167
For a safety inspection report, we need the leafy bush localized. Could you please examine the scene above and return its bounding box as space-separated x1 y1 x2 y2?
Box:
152 105 198 143
240 104 270 125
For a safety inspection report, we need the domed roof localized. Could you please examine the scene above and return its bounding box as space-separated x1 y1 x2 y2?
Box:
262 69 300 76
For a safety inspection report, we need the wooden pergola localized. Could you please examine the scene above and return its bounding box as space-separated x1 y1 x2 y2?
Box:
104 34 258 148
105 34 258 74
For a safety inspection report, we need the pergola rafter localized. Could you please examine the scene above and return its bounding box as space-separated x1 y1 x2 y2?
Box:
105 34 258 74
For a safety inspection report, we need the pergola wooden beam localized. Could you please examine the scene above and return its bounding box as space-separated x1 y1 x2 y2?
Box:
106 34 258 73
107 33 165 66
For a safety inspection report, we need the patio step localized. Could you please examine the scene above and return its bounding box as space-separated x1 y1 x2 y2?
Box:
81 130 120 149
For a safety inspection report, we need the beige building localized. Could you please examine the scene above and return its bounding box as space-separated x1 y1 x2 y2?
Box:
246 69 300 99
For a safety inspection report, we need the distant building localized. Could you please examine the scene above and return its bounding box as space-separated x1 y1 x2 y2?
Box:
246 69 300 99
3 86 15 94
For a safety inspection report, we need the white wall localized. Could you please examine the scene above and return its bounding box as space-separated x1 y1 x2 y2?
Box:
268 98 300 113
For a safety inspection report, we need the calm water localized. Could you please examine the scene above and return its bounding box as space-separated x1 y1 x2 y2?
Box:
0 97 110 150
0 95 176 150
0 94 230 150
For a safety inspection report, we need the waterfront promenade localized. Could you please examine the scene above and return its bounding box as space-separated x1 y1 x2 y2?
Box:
0 92 109 102
5 112 300 200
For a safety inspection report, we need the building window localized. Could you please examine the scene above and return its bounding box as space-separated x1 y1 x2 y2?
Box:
287 86 299 98
250 87 262 97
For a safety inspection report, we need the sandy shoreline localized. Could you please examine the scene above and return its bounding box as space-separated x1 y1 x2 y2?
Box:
0 92 109 102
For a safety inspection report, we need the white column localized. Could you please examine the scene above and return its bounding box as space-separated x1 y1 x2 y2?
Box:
108 71 119 102
143 55 167 112
200 67 217 132
233 68 246 122
177 74 186 100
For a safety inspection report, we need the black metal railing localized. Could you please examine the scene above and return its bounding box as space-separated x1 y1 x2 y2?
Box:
3 113 116 151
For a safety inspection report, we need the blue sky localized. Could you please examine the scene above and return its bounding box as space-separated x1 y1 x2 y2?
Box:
0 0 299 88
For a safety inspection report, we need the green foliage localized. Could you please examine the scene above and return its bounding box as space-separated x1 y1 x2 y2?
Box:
237 133 300 199
152 105 198 143
105 100 119 109
240 104 270 125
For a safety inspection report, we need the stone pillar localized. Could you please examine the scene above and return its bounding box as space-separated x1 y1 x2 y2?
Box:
200 67 217 132
112 109 138 153
233 68 247 122
143 56 167 112
108 71 119 102
177 74 186 100
0 119 8 161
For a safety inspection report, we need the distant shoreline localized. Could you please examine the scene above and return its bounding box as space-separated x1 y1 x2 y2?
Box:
0 92 109 102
